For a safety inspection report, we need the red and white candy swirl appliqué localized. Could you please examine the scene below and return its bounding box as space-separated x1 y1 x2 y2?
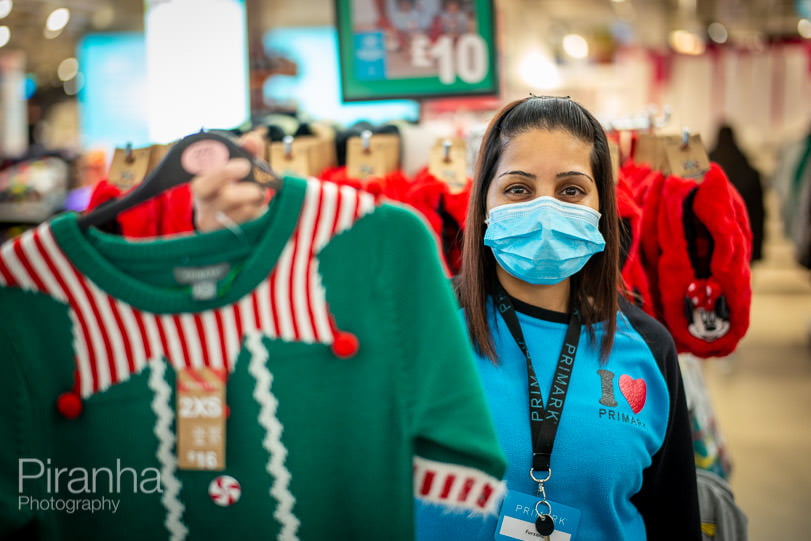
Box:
209 475 241 507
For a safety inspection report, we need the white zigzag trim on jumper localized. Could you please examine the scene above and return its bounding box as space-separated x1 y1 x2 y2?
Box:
247 331 300 541
413 456 505 516
148 357 188 541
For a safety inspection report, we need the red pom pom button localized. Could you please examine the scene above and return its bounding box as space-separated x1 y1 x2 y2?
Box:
331 331 359 358
56 392 83 419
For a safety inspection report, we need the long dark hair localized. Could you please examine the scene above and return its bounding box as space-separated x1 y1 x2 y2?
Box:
457 96 621 362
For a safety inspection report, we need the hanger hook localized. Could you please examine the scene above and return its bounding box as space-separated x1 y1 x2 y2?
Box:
282 135 293 159
124 142 134 164
361 130 372 154
646 105 657 134
660 105 672 127
443 139 452 163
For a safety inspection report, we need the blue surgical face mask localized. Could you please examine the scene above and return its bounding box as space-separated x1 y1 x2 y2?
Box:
483 196 606 285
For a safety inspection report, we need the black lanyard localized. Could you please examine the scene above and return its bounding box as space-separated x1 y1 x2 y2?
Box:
494 287 581 473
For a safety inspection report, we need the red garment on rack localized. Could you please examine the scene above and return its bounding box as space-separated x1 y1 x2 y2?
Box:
318 166 413 203
616 171 655 317
624 162 668 320
655 163 752 358
406 168 471 276
85 179 194 238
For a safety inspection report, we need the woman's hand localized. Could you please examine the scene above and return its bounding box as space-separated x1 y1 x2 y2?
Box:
190 131 270 232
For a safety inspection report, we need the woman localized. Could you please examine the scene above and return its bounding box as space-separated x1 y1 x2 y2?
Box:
416 96 701 539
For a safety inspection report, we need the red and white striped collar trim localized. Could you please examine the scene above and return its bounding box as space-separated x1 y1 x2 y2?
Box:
0 179 377 400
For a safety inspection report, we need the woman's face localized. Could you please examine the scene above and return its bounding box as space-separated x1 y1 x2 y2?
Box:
485 128 599 215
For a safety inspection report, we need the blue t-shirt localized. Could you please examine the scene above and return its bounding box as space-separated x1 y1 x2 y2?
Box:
416 296 700 540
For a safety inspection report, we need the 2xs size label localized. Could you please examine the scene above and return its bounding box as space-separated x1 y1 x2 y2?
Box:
176 368 227 471
179 396 223 418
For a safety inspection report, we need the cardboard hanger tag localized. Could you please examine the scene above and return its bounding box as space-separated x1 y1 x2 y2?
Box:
269 140 315 178
663 134 710 181
608 139 620 184
147 143 173 175
634 134 668 171
107 146 152 189
281 135 335 177
429 139 469 194
177 367 227 471
346 133 400 179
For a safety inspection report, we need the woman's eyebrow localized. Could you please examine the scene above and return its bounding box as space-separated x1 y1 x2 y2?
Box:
556 171 595 183
497 170 536 179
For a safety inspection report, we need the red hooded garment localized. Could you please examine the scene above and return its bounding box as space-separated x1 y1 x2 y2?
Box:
616 170 655 317
655 163 752 358
405 167 472 276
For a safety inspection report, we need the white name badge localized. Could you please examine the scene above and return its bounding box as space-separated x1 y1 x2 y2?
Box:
495 489 581 541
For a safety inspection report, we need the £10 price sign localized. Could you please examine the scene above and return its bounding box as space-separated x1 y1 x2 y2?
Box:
335 0 498 101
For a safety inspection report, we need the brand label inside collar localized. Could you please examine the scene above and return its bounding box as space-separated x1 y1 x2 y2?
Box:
173 263 231 301
173 263 231 284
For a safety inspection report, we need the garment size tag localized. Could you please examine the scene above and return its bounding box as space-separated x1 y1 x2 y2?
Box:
495 490 581 541
176 367 227 471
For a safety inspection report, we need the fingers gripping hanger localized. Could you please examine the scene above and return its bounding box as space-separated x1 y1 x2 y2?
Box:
77 130 283 229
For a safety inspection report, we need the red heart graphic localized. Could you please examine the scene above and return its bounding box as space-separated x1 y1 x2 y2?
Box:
619 375 647 414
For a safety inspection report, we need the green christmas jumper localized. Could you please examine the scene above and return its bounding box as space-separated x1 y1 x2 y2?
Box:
0 175 506 540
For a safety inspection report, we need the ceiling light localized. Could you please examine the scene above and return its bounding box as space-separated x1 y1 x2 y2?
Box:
91 5 114 29
799 19 811 39
0 1 12 20
518 50 562 90
63 73 84 96
707 22 728 44
46 8 70 32
0 25 8 47
57 57 78 81
669 29 706 55
44 27 62 39
562 34 589 59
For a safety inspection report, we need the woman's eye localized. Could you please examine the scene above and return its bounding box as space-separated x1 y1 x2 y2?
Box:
505 184 530 196
560 185 585 198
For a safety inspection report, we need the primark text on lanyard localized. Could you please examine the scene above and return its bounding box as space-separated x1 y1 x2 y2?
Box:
495 286 581 539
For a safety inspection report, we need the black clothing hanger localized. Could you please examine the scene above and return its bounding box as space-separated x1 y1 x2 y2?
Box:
77 130 282 230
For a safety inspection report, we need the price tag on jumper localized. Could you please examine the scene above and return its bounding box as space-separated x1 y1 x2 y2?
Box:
177 367 227 471
495 490 581 541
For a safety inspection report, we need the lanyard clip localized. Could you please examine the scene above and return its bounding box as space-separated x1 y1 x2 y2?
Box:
529 467 551 497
